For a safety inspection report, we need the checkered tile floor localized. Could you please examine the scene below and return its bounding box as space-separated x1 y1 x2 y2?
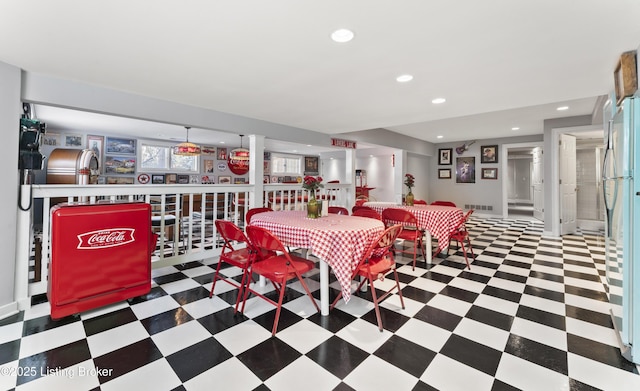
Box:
2 217 640 390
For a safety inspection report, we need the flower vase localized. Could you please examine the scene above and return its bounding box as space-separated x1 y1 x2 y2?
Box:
307 190 319 218
405 190 414 206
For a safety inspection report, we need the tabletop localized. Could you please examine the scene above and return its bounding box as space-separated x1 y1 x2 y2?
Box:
364 202 464 252
250 210 384 303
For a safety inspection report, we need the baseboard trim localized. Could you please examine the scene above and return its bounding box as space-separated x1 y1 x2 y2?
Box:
0 301 19 321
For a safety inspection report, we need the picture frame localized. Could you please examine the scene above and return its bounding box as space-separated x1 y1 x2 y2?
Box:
41 133 60 147
165 173 177 184
201 145 216 156
263 175 270 184
106 176 134 185
203 159 215 173
481 145 498 163
456 156 476 183
64 133 83 148
234 177 248 184
104 156 136 175
438 168 451 179
105 137 136 155
304 156 319 174
177 174 190 184
201 175 215 184
151 174 165 184
482 167 498 180
218 175 231 184
86 135 104 162
438 148 452 165
217 147 228 160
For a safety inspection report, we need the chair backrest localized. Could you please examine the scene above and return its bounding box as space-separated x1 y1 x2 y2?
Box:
381 208 418 227
352 208 382 220
246 225 288 255
453 209 474 232
431 200 457 207
328 206 349 215
352 205 375 214
413 199 427 205
215 220 250 252
246 207 273 224
355 197 368 206
358 224 403 267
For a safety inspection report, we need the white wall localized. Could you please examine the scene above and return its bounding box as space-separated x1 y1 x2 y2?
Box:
1 62 21 316
356 153 395 202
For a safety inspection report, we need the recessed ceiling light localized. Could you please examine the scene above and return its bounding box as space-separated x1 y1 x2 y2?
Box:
396 74 413 83
557 106 569 111
306 144 312 147
437 135 443 139
511 127 520 131
331 29 354 43
432 98 446 104
219 141 225 144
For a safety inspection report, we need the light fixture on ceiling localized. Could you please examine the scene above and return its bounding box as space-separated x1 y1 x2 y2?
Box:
228 134 250 175
436 135 444 139
511 127 520 131
172 126 201 156
331 28 354 43
557 106 569 111
396 74 414 83
432 98 446 104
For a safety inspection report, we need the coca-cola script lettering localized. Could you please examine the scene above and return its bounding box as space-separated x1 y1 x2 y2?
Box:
77 228 135 249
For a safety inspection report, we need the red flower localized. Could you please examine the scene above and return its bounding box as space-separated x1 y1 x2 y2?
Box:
302 176 324 191
404 173 415 189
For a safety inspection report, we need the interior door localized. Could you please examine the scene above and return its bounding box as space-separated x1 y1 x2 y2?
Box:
532 147 544 221
560 134 577 234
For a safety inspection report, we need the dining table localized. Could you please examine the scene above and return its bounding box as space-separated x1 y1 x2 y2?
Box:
363 201 464 260
249 210 385 315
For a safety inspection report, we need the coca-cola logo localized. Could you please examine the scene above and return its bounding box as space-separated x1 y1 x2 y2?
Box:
77 228 135 249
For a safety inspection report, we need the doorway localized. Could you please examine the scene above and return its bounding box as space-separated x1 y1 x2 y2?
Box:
502 142 544 221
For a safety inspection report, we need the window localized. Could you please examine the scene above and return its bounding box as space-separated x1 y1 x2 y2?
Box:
271 154 302 175
140 144 199 172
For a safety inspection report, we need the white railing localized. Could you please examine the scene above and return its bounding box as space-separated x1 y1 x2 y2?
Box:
20 182 352 298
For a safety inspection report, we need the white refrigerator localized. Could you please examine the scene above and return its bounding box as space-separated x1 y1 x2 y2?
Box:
603 95 640 364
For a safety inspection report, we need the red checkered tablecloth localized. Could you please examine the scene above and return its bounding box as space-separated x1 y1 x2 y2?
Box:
364 202 463 253
250 210 384 302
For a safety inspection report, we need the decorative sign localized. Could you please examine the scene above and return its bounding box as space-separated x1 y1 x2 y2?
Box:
331 138 357 149
77 229 135 249
228 148 250 175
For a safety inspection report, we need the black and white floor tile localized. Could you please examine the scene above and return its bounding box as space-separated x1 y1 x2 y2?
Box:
2 217 640 390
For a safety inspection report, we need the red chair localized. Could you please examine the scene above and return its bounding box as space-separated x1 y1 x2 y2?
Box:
413 199 427 205
355 196 368 206
431 200 457 207
352 208 382 220
331 224 405 331
245 207 273 225
446 210 475 269
210 220 274 312
352 205 375 214
381 208 426 270
328 206 349 215
243 226 320 335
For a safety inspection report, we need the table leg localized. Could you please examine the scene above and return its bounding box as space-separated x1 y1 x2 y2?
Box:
319 259 329 316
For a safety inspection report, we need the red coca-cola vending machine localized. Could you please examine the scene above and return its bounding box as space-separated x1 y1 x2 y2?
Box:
48 202 157 319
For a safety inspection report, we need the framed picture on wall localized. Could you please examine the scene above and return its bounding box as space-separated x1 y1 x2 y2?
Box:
41 133 60 147
481 167 498 179
105 137 136 155
438 148 452 165
455 156 476 183
86 135 104 162
64 134 83 148
151 174 165 184
165 173 177 184
481 145 498 163
217 148 228 160
218 175 231 184
304 156 319 175
438 168 451 179
104 156 135 175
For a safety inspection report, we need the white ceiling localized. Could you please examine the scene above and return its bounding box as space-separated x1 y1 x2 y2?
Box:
2 1 639 148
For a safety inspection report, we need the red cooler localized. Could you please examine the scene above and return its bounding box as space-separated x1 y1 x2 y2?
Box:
48 202 157 319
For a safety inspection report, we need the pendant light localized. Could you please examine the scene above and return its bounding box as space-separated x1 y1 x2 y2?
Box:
228 134 250 175
172 126 201 156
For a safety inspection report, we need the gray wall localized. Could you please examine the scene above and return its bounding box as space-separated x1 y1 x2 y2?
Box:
0 63 21 316
429 134 542 215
